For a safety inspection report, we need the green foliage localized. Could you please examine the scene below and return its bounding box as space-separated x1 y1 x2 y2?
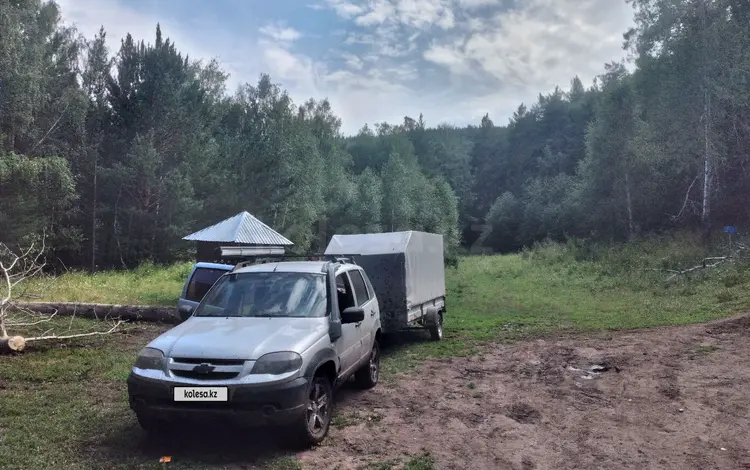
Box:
0 152 80 249
482 192 522 252
2 0 750 269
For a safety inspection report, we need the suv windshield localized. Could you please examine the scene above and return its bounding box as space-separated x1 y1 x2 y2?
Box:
193 271 328 318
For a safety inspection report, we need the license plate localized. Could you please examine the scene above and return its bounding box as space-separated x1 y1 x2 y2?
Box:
173 387 228 402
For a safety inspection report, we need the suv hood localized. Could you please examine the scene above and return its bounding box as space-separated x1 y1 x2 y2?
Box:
148 316 329 360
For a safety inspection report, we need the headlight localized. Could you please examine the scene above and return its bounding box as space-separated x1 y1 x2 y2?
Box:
250 351 303 375
134 347 164 370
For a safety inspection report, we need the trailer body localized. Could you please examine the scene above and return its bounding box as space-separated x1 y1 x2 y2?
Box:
324 231 446 335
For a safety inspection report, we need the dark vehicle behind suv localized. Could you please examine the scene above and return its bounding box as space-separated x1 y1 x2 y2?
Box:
176 262 233 321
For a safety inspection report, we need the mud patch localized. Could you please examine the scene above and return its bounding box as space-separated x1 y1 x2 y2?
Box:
521 457 537 470
705 314 750 335
297 313 750 470
505 403 541 424
658 381 681 400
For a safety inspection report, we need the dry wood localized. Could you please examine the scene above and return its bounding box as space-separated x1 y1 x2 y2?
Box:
663 256 728 282
1 237 130 354
24 320 124 342
0 336 26 353
15 302 179 324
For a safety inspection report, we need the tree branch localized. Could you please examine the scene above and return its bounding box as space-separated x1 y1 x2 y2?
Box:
24 321 124 342
664 256 728 282
671 175 700 222
5 309 58 327
29 102 71 155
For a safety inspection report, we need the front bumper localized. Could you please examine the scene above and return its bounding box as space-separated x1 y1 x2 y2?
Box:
127 372 308 426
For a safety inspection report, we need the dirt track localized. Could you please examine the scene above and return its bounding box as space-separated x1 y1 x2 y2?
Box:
298 315 750 469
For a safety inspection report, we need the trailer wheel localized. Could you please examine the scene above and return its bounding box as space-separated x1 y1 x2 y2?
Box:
428 310 443 341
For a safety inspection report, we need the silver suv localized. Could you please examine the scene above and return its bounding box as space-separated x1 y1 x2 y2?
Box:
127 258 382 446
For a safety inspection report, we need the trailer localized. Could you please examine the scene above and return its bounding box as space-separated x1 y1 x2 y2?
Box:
324 231 446 340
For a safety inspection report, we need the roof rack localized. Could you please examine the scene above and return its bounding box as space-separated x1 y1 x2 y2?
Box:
329 256 357 265
226 253 360 271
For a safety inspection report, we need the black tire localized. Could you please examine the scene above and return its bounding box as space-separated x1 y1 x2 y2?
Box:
354 340 380 389
429 311 444 341
291 375 333 447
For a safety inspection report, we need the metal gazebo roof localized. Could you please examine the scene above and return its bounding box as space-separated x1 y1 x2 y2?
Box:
182 211 294 246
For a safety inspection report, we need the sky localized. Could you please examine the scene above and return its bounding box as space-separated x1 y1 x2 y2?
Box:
56 0 636 136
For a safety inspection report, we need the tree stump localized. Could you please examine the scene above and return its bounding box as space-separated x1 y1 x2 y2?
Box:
0 336 26 353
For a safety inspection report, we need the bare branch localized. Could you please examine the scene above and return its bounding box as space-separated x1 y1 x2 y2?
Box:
664 257 728 282
29 102 71 155
0 237 49 341
671 175 700 222
25 321 124 342
5 309 58 327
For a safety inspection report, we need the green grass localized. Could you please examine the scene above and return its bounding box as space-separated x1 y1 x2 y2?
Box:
380 234 750 373
22 261 193 306
402 452 436 470
362 452 435 470
2 236 750 469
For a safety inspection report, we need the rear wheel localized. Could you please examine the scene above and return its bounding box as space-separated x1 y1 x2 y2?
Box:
355 340 380 389
291 375 333 447
429 311 444 341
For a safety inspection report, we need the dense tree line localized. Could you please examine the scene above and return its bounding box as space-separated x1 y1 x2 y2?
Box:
1 0 749 269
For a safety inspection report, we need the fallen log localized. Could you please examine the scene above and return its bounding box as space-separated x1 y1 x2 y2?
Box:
0 336 26 353
14 302 180 325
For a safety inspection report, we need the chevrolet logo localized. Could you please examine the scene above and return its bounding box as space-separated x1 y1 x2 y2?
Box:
192 363 215 374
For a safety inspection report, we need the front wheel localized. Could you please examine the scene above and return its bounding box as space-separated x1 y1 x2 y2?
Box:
355 340 380 389
291 375 333 447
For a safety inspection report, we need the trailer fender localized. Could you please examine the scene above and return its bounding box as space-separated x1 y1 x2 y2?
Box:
423 306 441 327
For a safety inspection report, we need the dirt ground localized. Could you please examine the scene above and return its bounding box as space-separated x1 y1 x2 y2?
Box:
298 314 750 470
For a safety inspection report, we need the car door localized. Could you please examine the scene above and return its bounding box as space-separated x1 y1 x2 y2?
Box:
333 270 361 377
347 267 376 360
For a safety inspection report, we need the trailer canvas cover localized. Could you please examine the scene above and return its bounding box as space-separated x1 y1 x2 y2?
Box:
324 231 445 331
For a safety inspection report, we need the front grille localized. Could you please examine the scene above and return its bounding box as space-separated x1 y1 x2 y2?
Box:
168 357 246 381
171 370 239 380
172 357 245 365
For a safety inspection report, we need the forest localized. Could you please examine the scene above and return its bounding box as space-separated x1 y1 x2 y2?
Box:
1 0 749 270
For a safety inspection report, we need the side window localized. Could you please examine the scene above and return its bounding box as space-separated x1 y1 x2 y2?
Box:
349 270 370 306
335 273 356 312
185 268 228 302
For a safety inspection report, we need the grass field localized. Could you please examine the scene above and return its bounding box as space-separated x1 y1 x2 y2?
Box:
3 235 750 469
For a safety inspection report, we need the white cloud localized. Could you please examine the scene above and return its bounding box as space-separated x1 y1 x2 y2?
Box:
341 53 364 70
326 0 366 18
424 0 633 94
337 0 456 30
259 23 302 42
423 42 471 75
456 0 499 8
322 0 634 130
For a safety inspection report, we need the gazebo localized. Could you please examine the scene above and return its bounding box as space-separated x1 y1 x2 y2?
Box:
183 211 294 262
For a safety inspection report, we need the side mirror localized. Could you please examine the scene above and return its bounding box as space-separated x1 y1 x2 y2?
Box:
329 320 342 341
177 304 194 321
341 306 365 324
